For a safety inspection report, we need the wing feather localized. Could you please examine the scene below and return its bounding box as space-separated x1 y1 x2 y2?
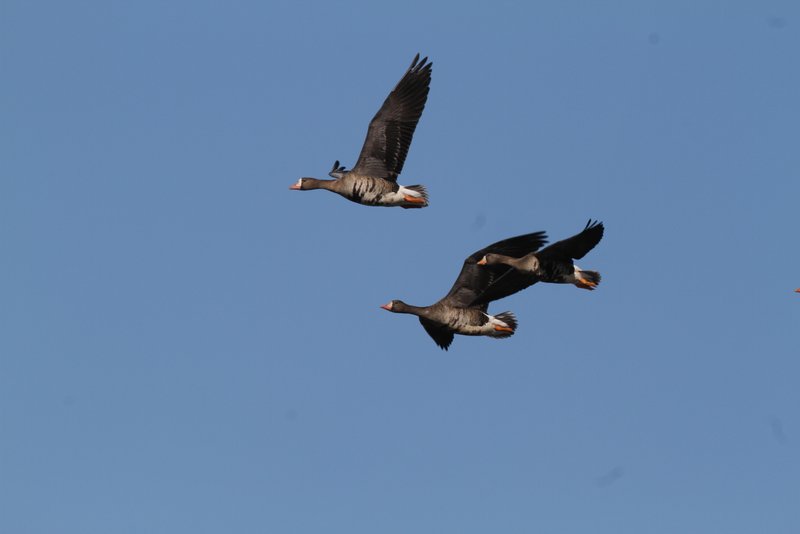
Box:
419 318 454 350
537 220 604 261
351 54 433 181
442 231 548 307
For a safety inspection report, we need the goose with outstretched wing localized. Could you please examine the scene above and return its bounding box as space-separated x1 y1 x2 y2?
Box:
381 231 548 350
291 54 432 208
478 220 604 290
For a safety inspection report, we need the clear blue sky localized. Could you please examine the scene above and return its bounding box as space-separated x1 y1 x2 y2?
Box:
2 1 799 532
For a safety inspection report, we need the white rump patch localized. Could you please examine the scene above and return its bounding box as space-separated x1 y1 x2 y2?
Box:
484 313 509 329
398 185 423 197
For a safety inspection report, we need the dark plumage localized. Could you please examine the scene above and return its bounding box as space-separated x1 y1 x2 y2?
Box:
381 231 548 350
478 220 604 290
291 54 432 208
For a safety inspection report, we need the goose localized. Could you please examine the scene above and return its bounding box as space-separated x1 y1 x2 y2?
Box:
381 231 548 350
477 220 604 290
290 54 432 208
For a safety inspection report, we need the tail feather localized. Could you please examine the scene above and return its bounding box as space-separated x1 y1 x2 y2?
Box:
492 311 517 339
579 270 601 286
574 269 601 290
404 184 428 203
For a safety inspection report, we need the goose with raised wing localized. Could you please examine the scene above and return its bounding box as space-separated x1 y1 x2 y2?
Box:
381 231 548 350
478 220 604 290
290 54 432 208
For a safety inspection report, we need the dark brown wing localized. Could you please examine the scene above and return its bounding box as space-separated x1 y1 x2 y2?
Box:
350 54 432 181
470 266 537 307
442 231 548 308
537 220 604 261
419 318 454 351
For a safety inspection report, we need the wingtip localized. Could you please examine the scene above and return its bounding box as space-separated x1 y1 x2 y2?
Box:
409 53 432 73
536 230 549 248
584 220 605 241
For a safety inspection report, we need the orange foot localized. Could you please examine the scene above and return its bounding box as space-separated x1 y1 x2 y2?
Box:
494 325 514 333
577 279 597 290
403 195 426 204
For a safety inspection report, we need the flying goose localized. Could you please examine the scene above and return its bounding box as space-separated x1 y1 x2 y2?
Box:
290 54 432 208
478 220 604 290
381 231 548 350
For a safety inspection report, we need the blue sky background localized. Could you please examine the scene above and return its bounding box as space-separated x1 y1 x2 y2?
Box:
2 1 799 532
